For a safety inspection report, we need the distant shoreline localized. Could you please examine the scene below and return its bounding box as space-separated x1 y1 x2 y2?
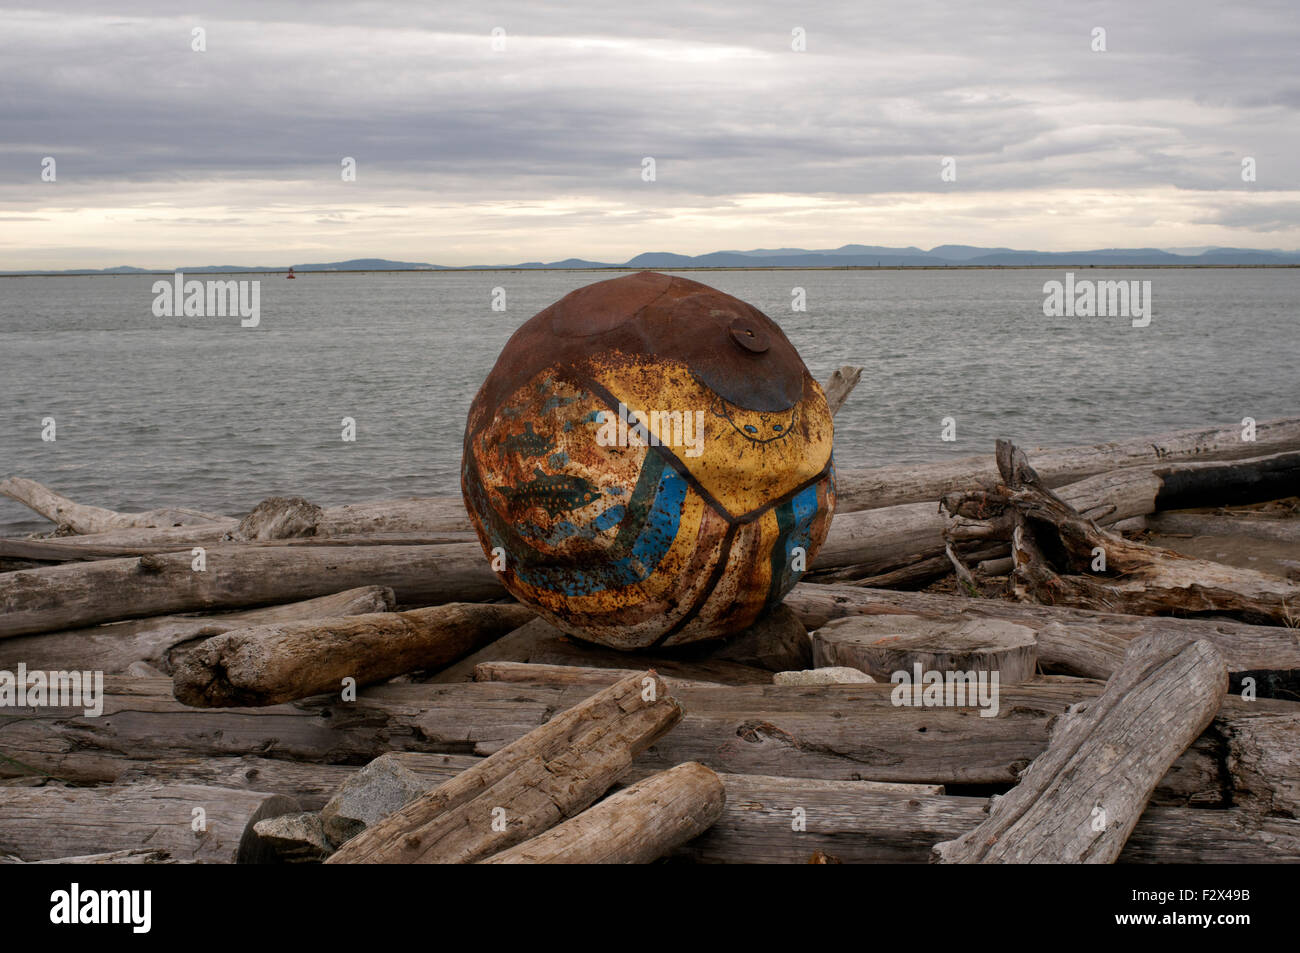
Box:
4 263 1299 278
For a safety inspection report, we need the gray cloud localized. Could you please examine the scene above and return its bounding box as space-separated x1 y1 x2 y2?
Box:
2 0 1297 264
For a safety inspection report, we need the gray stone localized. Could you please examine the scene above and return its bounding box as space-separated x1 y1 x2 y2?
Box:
320 753 429 846
252 811 332 862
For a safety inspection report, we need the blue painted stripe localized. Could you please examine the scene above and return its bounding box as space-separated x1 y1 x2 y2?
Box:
512 461 688 597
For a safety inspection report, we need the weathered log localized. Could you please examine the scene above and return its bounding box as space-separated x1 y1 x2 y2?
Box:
0 782 299 864
117 753 481 811
0 543 504 638
811 614 1039 683
675 775 1300 864
1145 511 1300 544
77 754 1295 863
19 849 176 864
122 753 940 811
833 416 1300 512
429 617 774 685
0 586 395 675
6 677 1293 813
933 634 1227 863
326 670 683 864
0 478 475 543
986 441 1300 625
0 476 231 533
784 583 1300 695
822 365 863 417
173 602 534 707
483 762 725 864
473 661 723 689
0 532 477 566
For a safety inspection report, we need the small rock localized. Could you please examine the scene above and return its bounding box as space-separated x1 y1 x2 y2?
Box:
252 812 332 862
773 667 875 685
320 753 429 846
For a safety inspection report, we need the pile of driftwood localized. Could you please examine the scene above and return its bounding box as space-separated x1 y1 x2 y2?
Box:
1 381 1298 864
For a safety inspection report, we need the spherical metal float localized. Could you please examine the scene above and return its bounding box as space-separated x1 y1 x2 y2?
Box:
461 271 835 649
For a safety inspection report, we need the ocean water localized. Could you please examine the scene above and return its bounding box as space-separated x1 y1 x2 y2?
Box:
1 267 1296 536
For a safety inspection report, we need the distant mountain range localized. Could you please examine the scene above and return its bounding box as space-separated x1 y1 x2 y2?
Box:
7 245 1300 275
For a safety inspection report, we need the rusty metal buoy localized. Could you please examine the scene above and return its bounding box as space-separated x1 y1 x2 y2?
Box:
461 271 835 649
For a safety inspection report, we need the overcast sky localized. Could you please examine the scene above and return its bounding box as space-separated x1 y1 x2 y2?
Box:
3 1 1298 268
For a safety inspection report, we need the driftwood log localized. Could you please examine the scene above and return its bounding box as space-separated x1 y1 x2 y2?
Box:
0 783 299 864
1145 511 1300 544
933 634 1227 863
678 776 1299 864
473 661 724 689
0 543 504 638
0 477 231 533
326 671 682 863
32 754 1292 864
0 586 395 675
969 441 1300 625
822 365 863 417
8 676 1293 814
173 602 535 707
483 762 726 864
116 753 483 811
833 416 1300 512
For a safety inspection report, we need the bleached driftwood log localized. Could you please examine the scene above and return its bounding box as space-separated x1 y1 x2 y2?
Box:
0 783 299 864
822 365 863 417
0 543 503 638
483 762 725 864
473 661 723 690
117 753 483 811
832 416 1300 512
0 586 395 675
0 477 231 533
69 757 1298 863
933 634 1227 863
9 676 1294 813
173 602 535 707
1144 511 1300 544
326 671 682 864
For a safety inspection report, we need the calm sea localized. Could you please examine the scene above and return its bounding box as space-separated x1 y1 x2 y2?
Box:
1 268 1296 536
